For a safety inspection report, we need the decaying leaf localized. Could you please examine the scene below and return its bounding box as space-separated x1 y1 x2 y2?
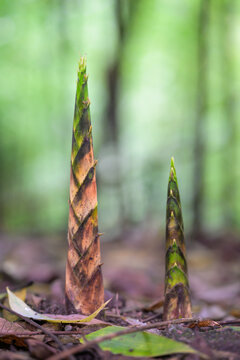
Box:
7 288 110 324
80 326 199 357
0 349 31 360
25 338 57 358
65 56 104 315
0 335 27 348
188 320 221 329
230 309 240 318
0 318 31 348
0 317 30 335
163 158 192 320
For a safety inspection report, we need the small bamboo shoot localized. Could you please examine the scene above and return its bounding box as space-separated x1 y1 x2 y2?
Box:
163 157 192 320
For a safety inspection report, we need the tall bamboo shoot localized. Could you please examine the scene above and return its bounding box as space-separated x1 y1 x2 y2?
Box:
65 58 104 315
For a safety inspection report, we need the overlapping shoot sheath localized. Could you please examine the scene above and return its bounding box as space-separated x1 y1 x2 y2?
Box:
65 58 104 315
163 158 192 320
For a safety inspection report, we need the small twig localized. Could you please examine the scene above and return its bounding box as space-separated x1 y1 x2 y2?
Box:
0 330 92 336
218 319 240 326
47 317 197 360
1 319 237 339
142 297 164 312
105 311 123 318
143 312 162 323
0 303 75 360
0 331 42 336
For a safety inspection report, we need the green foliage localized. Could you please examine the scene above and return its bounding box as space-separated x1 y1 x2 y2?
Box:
0 0 239 234
81 326 198 357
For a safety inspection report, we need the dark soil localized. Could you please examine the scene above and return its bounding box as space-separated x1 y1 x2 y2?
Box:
0 229 239 359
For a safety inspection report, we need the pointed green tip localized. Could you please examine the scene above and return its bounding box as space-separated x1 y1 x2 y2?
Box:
77 56 88 85
169 157 178 185
78 56 87 72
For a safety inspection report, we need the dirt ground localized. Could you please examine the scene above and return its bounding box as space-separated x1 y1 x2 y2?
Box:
0 226 239 359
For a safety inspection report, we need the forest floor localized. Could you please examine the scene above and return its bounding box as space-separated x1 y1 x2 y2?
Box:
0 227 239 359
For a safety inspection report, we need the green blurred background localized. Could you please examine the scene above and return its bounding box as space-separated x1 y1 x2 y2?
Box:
0 0 239 239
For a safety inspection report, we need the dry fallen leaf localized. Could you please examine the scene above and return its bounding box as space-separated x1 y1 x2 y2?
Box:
0 318 30 335
230 309 240 318
0 349 31 360
25 338 57 358
0 318 32 348
3 241 57 282
7 287 111 324
0 334 27 348
188 320 220 329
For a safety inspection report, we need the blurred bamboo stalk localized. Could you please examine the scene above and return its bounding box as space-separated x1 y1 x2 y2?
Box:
65 58 104 315
220 0 237 228
103 0 138 228
192 0 210 238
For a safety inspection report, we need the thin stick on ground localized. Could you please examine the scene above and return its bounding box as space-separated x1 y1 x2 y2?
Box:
0 330 99 336
1 319 238 339
218 319 240 326
47 317 197 360
143 312 162 322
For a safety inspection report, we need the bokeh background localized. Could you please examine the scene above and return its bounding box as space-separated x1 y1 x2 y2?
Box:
0 0 240 241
